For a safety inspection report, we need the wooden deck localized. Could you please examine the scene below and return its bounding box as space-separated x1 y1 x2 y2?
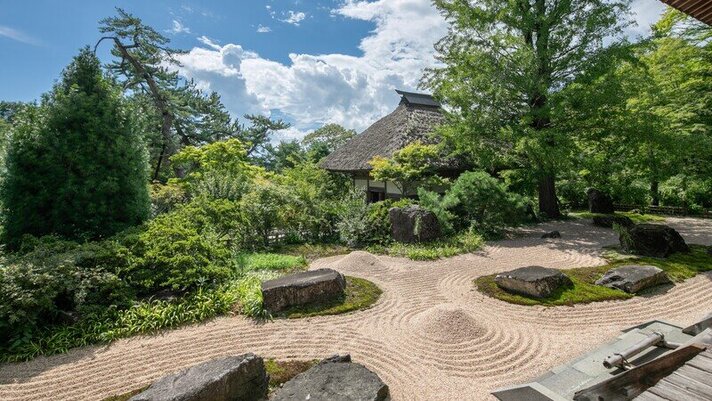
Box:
636 349 712 401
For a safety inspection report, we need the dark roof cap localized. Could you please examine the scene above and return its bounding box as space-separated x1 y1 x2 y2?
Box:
395 89 440 108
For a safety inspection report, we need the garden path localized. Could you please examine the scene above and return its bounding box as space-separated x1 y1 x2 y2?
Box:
1 217 711 401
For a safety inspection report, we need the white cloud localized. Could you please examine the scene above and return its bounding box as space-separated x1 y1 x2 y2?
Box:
281 11 307 26
626 0 667 38
257 25 272 33
0 25 41 46
174 0 667 140
168 19 191 34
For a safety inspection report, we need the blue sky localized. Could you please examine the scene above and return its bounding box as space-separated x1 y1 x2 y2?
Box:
0 0 667 139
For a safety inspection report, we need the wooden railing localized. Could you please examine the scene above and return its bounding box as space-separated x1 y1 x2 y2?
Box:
614 203 712 218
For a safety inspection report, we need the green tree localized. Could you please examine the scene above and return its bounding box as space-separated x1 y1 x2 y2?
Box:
369 141 445 196
302 123 356 160
425 0 632 217
1 48 150 246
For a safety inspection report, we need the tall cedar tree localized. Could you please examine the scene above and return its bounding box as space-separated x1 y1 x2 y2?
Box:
425 0 632 217
1 48 150 246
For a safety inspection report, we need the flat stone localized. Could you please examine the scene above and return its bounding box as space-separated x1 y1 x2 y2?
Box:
261 268 346 313
592 215 634 229
541 230 561 239
595 265 671 293
495 266 573 298
620 224 689 258
129 354 267 401
587 188 615 214
389 205 441 243
271 355 389 401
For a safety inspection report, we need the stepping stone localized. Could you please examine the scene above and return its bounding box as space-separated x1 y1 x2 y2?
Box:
261 268 346 313
620 224 689 258
495 266 572 298
130 354 267 401
595 265 671 294
592 215 634 229
271 354 389 401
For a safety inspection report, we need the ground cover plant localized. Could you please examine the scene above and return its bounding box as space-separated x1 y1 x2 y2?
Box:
475 245 712 306
569 211 665 224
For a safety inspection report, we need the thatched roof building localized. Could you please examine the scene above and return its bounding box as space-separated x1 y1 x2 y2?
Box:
320 90 454 202
320 90 446 173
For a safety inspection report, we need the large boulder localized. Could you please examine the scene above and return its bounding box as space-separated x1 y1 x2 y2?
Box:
271 354 389 401
389 205 441 243
620 224 689 258
587 188 615 214
129 354 267 401
592 214 634 229
495 266 573 298
595 265 671 293
261 268 346 313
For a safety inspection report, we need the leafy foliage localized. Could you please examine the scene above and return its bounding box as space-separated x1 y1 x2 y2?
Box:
369 141 445 196
1 48 150 247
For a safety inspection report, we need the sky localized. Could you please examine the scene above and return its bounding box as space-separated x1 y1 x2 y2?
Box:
0 0 667 140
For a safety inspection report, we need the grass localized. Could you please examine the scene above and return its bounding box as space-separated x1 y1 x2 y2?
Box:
102 359 318 401
234 252 307 272
274 242 351 261
368 230 484 261
475 244 712 306
272 276 382 319
570 211 666 224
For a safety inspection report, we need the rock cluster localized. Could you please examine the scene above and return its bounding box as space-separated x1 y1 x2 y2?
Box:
495 266 572 298
129 354 267 401
261 268 346 313
131 354 389 401
389 205 441 243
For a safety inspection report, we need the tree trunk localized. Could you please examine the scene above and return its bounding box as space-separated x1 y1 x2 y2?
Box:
538 175 561 218
152 142 167 181
650 180 660 206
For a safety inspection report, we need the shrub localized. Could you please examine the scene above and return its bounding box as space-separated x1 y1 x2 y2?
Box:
276 162 346 242
337 189 370 248
364 198 414 246
0 236 133 351
149 182 187 217
124 199 239 294
238 178 293 249
442 171 530 235
1 48 149 248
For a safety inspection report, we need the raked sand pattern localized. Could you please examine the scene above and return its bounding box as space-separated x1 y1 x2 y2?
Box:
1 217 711 401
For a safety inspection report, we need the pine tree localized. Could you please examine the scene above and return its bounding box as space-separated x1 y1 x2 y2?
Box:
1 47 150 246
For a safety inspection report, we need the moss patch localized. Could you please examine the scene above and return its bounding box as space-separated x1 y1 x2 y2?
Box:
273 276 382 319
367 230 484 261
265 358 319 393
570 211 666 224
475 245 712 306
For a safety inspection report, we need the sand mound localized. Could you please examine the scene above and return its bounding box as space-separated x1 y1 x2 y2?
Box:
333 251 387 271
412 304 487 344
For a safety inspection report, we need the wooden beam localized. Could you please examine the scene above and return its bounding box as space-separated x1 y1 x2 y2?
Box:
573 344 707 401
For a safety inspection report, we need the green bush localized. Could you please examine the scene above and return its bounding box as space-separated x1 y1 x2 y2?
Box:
125 199 239 294
1 48 149 248
238 178 293 249
0 236 133 353
419 171 530 236
336 190 414 247
149 182 187 217
364 198 414 246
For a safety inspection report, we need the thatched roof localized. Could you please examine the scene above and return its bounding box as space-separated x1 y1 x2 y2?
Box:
660 0 712 25
320 91 445 173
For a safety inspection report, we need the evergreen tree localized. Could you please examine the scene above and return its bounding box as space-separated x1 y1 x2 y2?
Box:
1 47 150 246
